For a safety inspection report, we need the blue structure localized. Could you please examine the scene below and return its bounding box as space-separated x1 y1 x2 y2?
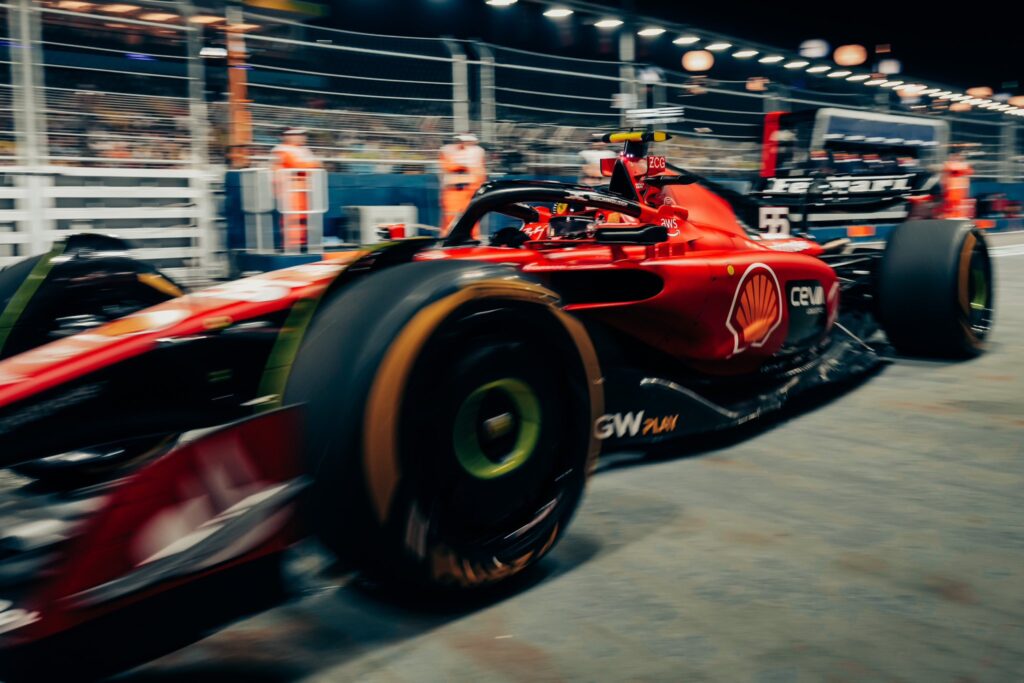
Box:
223 171 1024 271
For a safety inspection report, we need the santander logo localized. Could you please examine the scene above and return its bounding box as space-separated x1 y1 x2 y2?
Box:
726 263 784 356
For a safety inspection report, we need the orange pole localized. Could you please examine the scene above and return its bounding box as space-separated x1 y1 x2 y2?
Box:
227 5 252 169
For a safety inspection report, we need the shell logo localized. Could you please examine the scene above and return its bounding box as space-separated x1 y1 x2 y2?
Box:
726 263 783 356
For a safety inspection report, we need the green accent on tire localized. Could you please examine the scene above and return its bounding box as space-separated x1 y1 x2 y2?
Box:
970 262 988 311
0 243 65 356
256 297 320 410
453 378 541 480
255 241 404 410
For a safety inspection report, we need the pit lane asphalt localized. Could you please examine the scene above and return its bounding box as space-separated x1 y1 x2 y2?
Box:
126 232 1024 683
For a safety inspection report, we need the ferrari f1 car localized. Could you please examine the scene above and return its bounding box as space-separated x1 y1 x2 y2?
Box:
0 131 993 678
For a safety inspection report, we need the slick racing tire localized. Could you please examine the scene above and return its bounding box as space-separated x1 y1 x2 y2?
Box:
878 219 994 357
284 260 602 590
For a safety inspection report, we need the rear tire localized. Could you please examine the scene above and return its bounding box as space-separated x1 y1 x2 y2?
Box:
877 219 993 357
284 260 600 590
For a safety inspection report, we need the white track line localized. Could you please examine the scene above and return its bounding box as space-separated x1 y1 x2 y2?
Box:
991 245 1024 258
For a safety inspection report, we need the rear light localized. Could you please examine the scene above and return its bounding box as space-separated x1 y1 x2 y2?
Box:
843 225 876 239
847 225 875 238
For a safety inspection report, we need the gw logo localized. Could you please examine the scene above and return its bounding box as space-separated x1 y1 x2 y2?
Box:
789 284 824 307
594 411 679 440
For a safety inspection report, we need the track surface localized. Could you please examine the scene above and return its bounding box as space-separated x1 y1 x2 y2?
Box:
127 234 1024 683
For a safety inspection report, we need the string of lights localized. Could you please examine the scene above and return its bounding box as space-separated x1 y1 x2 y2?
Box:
483 0 1024 119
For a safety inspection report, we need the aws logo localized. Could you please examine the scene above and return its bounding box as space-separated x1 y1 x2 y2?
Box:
594 412 679 440
726 263 783 356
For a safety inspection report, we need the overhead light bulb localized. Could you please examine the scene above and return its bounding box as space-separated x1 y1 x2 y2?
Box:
673 35 700 45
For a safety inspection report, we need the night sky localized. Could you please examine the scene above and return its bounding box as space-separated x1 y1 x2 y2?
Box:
320 0 1019 95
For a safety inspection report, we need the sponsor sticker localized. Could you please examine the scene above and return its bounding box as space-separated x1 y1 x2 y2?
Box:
785 280 828 345
764 240 814 252
763 174 915 195
758 206 791 235
646 155 667 174
725 263 783 356
594 411 679 440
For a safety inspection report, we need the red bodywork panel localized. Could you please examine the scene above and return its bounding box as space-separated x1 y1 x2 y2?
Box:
0 258 361 409
2 408 304 647
661 183 749 237
761 111 784 178
418 186 836 375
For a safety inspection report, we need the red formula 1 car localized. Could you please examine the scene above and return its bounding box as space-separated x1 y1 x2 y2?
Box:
0 132 994 678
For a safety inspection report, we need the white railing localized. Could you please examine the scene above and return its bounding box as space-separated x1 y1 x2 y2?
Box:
0 0 218 281
0 166 215 284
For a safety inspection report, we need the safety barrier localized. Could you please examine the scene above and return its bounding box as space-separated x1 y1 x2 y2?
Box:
0 166 214 284
0 1 217 282
221 171 1024 257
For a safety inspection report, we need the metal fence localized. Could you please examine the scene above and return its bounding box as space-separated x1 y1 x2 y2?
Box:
2 3 1020 180
224 12 1019 182
0 2 1021 278
233 12 461 174
0 0 214 282
37 4 196 167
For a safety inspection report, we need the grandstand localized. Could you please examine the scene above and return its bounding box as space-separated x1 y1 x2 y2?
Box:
0 0 1019 279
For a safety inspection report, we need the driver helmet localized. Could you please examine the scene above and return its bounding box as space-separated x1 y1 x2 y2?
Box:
549 214 596 239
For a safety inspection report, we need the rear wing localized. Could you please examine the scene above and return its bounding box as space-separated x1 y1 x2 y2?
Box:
760 107 949 179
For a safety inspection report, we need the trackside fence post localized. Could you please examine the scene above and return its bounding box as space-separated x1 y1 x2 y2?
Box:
999 120 1016 183
478 43 496 146
445 40 470 135
183 1 220 278
9 0 48 256
618 31 636 128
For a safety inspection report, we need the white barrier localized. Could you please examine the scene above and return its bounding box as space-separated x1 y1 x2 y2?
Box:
0 166 217 284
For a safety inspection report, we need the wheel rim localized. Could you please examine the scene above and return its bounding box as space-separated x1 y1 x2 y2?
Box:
961 237 993 340
452 377 541 480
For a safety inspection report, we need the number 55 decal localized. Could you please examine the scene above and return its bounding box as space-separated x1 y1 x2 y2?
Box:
759 206 790 235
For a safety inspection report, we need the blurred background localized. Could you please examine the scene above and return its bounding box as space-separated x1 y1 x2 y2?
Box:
0 0 1020 284
0 3 1021 681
